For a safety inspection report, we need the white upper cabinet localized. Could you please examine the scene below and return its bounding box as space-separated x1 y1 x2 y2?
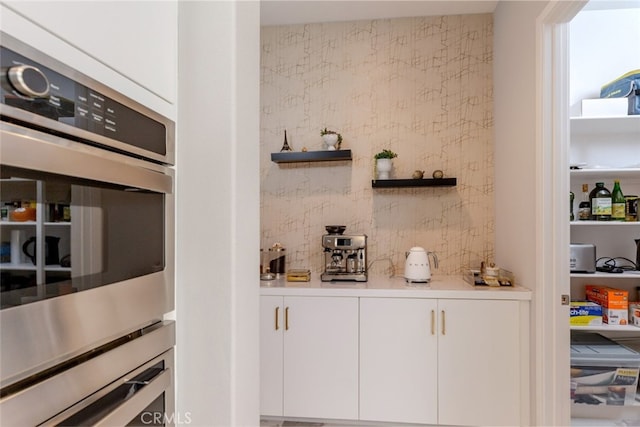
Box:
1 1 177 117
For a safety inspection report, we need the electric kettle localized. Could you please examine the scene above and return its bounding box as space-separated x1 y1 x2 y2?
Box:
404 247 438 283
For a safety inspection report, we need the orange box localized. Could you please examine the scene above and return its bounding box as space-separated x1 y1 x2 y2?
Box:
586 285 628 325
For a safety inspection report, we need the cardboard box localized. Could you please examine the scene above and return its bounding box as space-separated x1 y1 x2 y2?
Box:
629 302 640 327
585 285 628 325
570 301 603 326
581 98 629 117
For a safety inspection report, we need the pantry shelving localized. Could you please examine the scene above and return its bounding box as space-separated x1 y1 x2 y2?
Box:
569 113 640 423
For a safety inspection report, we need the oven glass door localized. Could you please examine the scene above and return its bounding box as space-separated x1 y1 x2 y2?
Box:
0 167 164 309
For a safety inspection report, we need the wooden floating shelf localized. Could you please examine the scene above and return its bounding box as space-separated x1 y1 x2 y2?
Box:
271 149 352 163
371 178 457 188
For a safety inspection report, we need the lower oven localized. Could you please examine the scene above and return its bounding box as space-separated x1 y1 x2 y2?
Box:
1 321 175 426
0 32 176 423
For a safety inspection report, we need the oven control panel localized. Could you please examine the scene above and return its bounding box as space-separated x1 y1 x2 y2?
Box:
0 44 169 162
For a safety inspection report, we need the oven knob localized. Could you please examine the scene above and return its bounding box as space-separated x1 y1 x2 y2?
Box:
7 65 50 98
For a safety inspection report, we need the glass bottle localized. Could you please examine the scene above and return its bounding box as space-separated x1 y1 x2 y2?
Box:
578 184 591 220
570 191 575 221
611 179 625 221
589 182 611 221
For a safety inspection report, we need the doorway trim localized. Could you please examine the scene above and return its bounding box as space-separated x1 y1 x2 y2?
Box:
534 1 586 425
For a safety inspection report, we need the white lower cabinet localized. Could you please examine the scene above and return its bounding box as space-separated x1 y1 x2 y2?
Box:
360 298 438 424
260 295 359 420
360 297 525 426
260 296 284 417
262 292 529 426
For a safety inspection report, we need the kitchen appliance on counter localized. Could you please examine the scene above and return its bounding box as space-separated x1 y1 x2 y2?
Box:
321 226 367 282
404 246 438 283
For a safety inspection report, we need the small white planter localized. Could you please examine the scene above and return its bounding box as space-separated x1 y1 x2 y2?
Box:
322 134 339 150
376 158 393 179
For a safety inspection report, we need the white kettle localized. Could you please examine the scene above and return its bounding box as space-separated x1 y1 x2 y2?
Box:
404 247 438 283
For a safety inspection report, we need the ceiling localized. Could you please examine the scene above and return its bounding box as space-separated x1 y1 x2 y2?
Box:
260 0 499 26
260 0 640 26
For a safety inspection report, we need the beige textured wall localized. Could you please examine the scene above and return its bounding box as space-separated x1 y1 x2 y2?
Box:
260 14 494 276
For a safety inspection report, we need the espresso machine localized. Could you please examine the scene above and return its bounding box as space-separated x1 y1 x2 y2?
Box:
321 226 367 282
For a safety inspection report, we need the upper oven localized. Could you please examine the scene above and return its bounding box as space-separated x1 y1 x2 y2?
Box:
0 32 175 392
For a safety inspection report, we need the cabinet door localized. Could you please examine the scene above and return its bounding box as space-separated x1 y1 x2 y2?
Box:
4 2 177 104
260 296 283 416
437 299 522 426
283 296 359 420
360 298 438 424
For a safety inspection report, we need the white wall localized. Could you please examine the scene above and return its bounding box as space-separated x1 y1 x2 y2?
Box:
569 7 640 116
176 1 260 425
493 1 551 426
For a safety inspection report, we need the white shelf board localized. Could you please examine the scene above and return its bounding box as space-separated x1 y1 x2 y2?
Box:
570 168 640 179
570 220 640 226
570 115 640 135
0 262 36 271
571 271 640 278
0 220 36 226
570 324 640 332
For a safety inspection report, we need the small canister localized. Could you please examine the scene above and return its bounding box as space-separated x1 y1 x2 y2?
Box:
269 243 286 275
625 195 638 222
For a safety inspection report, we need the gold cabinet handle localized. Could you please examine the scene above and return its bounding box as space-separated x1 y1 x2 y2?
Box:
441 310 446 335
285 307 289 330
430 309 435 335
275 306 280 331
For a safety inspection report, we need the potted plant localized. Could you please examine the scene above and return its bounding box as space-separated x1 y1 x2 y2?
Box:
374 149 397 179
320 128 343 150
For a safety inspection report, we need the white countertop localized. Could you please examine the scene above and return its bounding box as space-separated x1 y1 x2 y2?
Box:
260 274 532 300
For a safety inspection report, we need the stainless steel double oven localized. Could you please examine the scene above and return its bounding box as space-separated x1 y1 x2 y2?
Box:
0 33 176 425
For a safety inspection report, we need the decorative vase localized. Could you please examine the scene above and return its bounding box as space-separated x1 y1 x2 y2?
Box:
322 134 339 150
376 158 393 179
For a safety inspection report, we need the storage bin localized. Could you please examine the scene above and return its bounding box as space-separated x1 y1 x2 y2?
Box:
600 69 640 115
571 332 640 410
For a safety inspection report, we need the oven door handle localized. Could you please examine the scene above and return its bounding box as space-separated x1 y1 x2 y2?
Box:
93 367 171 427
39 366 171 427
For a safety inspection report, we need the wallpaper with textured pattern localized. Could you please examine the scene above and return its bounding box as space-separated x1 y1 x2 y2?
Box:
260 14 494 276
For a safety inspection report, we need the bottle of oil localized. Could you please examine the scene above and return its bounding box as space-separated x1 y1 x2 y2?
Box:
590 182 611 221
578 184 591 220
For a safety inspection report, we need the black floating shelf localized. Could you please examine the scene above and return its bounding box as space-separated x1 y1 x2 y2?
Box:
372 178 457 188
271 149 352 163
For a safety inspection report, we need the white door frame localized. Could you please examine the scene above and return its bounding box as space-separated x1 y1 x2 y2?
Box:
535 1 587 425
